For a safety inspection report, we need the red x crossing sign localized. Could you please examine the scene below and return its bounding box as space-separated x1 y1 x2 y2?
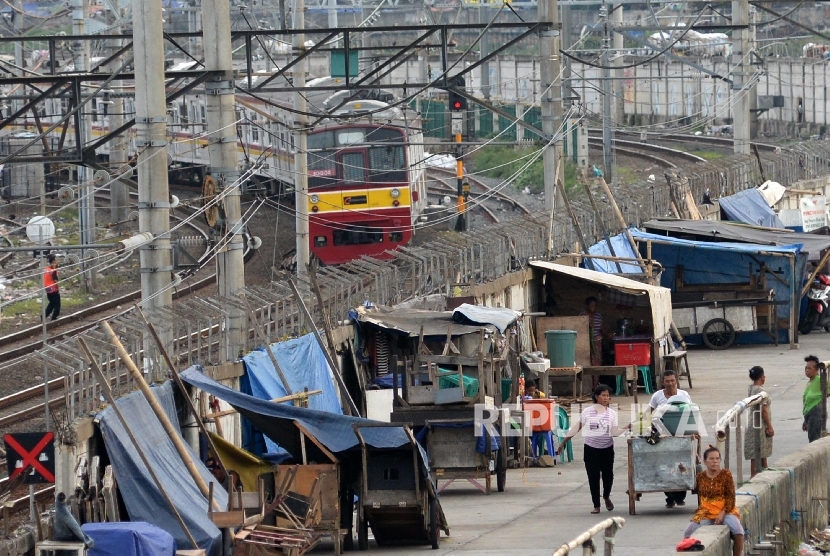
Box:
3 432 55 484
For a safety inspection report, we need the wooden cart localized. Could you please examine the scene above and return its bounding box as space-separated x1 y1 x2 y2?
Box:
627 435 700 515
425 417 508 495
352 423 448 550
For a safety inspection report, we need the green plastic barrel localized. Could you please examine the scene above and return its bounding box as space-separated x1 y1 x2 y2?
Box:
545 330 577 367
660 402 701 436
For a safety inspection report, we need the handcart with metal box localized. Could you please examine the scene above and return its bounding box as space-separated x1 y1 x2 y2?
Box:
352 423 448 550
626 435 701 515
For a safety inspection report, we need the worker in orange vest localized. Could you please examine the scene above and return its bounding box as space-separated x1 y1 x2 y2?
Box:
43 254 61 321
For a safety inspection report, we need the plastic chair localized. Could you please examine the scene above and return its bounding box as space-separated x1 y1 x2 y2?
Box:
531 431 556 460
638 366 653 395
555 406 573 463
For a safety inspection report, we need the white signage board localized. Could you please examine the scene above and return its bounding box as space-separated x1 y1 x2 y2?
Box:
800 195 826 232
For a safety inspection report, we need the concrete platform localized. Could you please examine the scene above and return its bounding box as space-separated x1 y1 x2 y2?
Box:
354 332 829 555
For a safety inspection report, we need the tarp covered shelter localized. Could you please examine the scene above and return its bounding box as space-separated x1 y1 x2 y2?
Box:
530 261 674 339
181 366 412 456
630 229 806 345
642 219 830 261
97 382 228 556
529 262 674 376
718 188 785 228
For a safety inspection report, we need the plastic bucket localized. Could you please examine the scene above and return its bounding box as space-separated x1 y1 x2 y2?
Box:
545 330 577 367
523 398 556 432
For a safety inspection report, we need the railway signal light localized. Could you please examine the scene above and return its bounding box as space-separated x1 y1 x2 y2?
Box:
448 91 466 112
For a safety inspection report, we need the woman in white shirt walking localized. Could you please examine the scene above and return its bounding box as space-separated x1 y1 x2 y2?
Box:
559 384 631 514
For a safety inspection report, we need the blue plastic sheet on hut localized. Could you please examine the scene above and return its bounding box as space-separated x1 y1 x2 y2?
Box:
82 522 176 556
181 366 410 455
97 382 227 556
586 233 642 273
241 333 342 458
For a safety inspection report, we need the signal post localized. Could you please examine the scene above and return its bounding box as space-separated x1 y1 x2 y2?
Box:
449 78 468 232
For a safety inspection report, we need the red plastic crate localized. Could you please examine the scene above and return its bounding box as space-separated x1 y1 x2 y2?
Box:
614 342 651 366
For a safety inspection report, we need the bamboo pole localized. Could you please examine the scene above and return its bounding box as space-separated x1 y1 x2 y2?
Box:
204 390 322 419
595 178 648 272
135 305 230 482
551 517 625 556
241 296 294 395
99 320 219 510
77 337 200 549
801 248 830 298
287 278 359 415
307 261 340 373
555 178 595 270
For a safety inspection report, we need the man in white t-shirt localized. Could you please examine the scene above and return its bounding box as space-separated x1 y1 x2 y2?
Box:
649 369 692 508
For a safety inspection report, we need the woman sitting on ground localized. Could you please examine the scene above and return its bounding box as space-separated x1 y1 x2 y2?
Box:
684 446 744 556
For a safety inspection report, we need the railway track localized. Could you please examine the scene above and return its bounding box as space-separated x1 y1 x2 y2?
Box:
586 134 707 167
589 130 786 154
427 167 533 217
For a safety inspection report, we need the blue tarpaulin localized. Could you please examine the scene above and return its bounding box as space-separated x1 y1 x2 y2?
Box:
719 188 784 228
242 333 342 457
631 229 807 321
181 366 410 456
586 233 642 273
97 382 227 556
81 522 176 556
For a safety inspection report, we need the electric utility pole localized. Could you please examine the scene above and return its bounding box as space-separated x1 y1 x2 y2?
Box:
601 1 613 184
204 0 246 357
732 0 752 154
293 0 310 282
107 0 128 230
540 0 563 252
612 4 624 134
134 0 173 311
73 0 95 291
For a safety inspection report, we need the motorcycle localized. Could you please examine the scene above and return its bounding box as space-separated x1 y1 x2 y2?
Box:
799 274 830 334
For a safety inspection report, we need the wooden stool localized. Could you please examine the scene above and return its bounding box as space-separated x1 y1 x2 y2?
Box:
664 350 692 388
36 541 87 556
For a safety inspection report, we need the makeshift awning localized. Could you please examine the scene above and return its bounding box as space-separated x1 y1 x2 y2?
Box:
181 366 410 458
642 219 830 261
354 305 490 337
630 229 806 321
718 188 784 228
528 261 673 339
97 382 227 556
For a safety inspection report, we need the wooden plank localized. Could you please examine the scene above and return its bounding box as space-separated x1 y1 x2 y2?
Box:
210 511 246 528
534 316 591 366
420 355 480 366
293 421 339 464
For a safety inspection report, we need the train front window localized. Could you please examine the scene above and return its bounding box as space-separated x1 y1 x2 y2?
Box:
341 152 366 184
369 145 406 183
333 227 383 246
337 130 365 146
308 150 337 187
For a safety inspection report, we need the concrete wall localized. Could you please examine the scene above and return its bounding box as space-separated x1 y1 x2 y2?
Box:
674 437 830 556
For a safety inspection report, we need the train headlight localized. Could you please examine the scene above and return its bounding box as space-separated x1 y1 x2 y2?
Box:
310 194 320 203
312 206 319 212
393 200 400 207
390 188 401 199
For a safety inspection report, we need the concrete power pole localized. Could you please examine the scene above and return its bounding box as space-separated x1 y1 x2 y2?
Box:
203 0 246 358
107 0 128 230
73 0 96 290
612 4 624 130
133 0 173 311
539 0 563 252
600 1 613 185
732 0 753 155
293 0 310 281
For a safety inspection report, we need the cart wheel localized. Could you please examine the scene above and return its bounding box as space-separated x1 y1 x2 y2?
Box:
358 516 368 551
702 318 736 350
429 496 440 549
496 451 506 493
